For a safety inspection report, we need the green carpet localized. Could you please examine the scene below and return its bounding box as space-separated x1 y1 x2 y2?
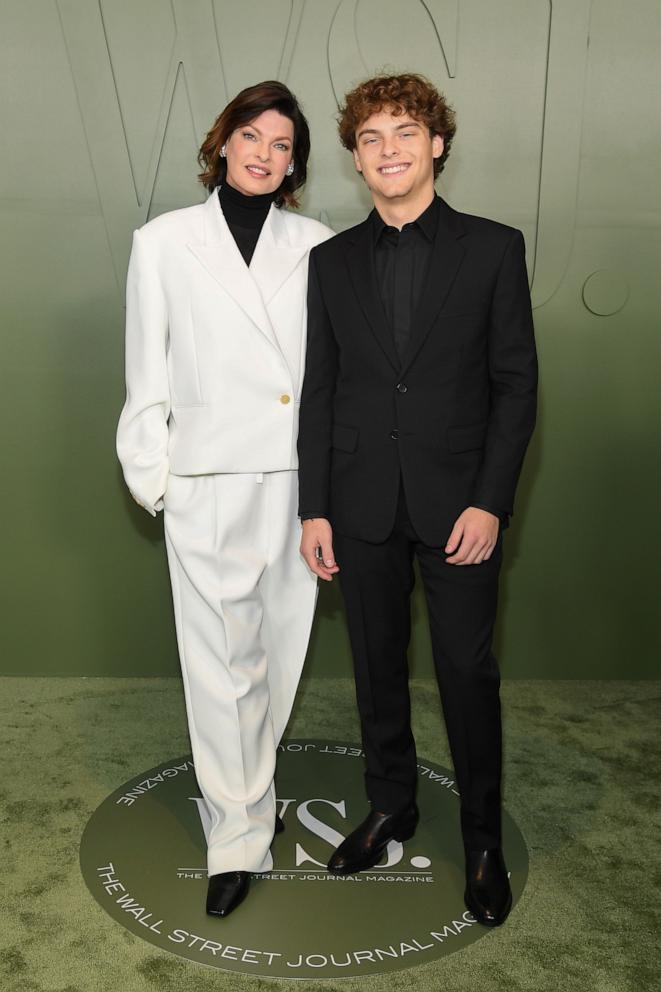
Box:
1 678 659 991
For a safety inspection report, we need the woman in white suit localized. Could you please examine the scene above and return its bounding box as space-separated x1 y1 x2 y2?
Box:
116 81 334 917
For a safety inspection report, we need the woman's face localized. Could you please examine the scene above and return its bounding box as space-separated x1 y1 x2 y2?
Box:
224 109 294 197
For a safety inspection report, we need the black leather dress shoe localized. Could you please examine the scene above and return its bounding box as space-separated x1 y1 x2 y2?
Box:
206 871 250 917
464 848 512 927
328 805 419 875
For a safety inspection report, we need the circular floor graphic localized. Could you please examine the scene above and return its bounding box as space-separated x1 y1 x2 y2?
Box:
80 740 528 978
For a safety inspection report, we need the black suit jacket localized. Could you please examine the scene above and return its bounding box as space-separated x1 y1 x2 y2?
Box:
297 196 538 545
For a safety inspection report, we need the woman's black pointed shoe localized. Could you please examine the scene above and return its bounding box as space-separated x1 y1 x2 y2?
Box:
206 870 250 917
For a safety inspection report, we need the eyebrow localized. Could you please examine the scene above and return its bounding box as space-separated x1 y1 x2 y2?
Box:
244 124 292 142
357 122 422 140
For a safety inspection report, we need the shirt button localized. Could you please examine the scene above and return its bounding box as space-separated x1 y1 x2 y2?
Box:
280 394 291 405
396 382 408 393
390 430 400 440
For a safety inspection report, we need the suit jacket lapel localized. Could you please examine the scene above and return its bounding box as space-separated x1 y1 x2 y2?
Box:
250 205 308 305
186 189 280 353
346 219 401 373
399 198 467 375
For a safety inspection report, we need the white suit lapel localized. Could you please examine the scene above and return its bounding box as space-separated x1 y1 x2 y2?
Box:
250 204 308 305
186 189 280 353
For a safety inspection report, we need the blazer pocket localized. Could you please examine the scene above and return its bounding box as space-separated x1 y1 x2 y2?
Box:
447 421 488 452
332 424 359 453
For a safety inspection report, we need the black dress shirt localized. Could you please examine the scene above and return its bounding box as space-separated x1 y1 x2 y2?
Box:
371 194 438 361
218 181 277 265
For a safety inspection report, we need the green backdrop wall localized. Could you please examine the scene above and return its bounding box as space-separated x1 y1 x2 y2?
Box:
1 0 659 678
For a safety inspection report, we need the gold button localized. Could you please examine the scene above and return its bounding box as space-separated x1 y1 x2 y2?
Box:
280 394 291 405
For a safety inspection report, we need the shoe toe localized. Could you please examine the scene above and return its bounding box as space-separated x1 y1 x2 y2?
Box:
465 885 512 927
206 871 250 917
327 848 351 874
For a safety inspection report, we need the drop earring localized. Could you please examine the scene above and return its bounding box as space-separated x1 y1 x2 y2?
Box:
286 161 294 176
220 144 227 158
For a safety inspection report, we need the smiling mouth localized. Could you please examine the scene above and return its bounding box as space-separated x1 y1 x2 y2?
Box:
246 165 271 177
378 162 411 176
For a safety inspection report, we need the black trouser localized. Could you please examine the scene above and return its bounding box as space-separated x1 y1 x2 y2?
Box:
333 476 504 851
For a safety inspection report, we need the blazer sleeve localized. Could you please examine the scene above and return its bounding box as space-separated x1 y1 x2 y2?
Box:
471 229 538 516
297 249 338 519
116 228 171 516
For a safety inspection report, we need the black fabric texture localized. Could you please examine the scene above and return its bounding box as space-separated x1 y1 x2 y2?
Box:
218 181 277 266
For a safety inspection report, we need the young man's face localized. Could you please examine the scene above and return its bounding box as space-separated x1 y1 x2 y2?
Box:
352 107 443 204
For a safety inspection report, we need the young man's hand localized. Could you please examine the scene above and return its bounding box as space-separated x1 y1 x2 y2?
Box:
445 507 499 565
301 518 340 581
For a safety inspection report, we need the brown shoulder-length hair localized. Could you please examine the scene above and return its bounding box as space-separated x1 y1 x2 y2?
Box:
197 80 310 208
338 73 456 178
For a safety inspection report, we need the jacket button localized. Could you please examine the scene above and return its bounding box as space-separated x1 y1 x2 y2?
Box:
280 394 291 405
390 430 400 440
396 382 408 393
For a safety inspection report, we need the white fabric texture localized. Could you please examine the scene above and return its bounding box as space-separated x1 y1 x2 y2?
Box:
116 190 332 874
163 469 317 875
116 190 334 515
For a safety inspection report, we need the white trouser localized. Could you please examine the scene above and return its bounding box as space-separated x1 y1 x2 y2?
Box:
163 469 317 875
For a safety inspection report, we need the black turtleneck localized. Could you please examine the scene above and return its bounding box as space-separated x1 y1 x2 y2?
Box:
218 182 277 266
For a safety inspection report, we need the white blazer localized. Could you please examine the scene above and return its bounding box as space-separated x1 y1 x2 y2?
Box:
116 189 334 515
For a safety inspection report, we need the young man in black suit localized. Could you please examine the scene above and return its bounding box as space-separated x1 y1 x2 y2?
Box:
297 73 537 927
